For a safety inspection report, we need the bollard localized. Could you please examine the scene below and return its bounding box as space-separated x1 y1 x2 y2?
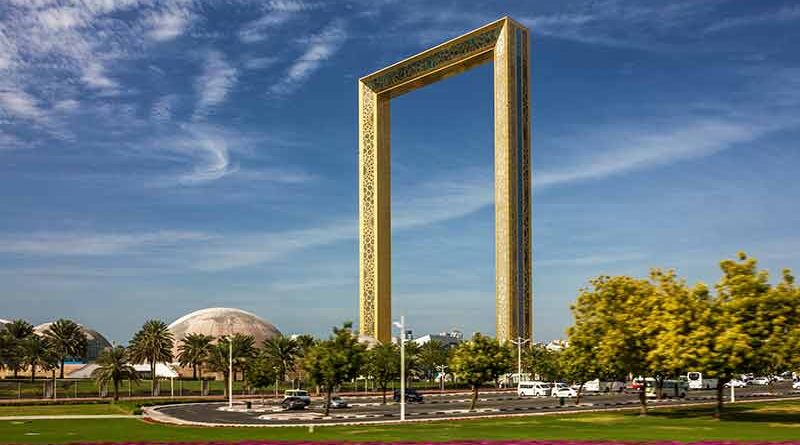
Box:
559 397 565 406
245 401 252 410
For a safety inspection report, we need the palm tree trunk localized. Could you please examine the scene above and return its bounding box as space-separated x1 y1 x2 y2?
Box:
151 361 157 396
381 384 387 404
30 364 36 382
60 360 65 379
113 379 120 402
192 363 197 380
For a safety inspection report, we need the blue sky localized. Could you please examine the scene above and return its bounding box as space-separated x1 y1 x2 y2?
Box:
1 0 799 345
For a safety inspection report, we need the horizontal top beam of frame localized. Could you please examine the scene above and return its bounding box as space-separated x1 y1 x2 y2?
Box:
360 16 517 98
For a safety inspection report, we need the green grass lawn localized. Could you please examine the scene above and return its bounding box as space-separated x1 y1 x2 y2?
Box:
0 403 131 417
2 401 800 444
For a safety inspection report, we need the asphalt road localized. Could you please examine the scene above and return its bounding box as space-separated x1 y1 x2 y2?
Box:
153 382 800 426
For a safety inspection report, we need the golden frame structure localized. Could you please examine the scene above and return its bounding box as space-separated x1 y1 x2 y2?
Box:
358 17 531 343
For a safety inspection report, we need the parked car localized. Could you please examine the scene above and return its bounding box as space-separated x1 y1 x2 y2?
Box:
793 380 800 390
323 396 349 409
551 383 577 398
725 379 747 388
751 377 771 385
283 389 311 406
518 381 552 397
393 388 423 402
281 397 307 411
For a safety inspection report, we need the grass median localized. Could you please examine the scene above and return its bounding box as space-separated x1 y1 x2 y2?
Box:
2 400 800 443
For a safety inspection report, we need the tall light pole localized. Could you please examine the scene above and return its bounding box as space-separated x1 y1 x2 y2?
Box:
510 337 531 384
393 316 406 421
436 364 448 393
228 340 233 409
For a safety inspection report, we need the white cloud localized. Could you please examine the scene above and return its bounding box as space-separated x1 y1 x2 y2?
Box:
151 94 178 124
239 12 294 43
269 20 347 95
706 5 800 32
193 50 237 119
0 89 45 121
145 7 193 41
535 119 763 189
0 231 213 256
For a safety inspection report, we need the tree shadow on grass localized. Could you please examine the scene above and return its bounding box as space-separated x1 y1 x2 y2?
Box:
644 404 800 423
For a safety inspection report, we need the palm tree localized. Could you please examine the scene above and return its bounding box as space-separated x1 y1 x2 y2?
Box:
128 320 173 396
43 319 88 378
177 333 214 380
5 320 34 378
0 332 15 373
92 346 138 401
22 336 57 382
205 335 256 396
262 335 299 383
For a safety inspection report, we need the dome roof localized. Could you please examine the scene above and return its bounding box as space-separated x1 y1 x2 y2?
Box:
168 307 281 356
33 321 112 362
34 322 111 344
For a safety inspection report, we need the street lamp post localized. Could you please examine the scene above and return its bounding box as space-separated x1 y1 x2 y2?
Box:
510 337 531 384
228 340 233 409
436 364 448 393
393 316 406 421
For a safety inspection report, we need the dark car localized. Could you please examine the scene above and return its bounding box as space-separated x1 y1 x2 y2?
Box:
393 388 423 403
281 396 307 411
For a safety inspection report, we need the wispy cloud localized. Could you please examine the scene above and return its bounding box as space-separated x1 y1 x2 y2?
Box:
239 12 295 43
144 6 194 41
0 89 46 122
0 231 213 256
269 20 347 95
536 251 648 267
193 50 238 119
535 118 763 189
151 94 178 124
706 5 800 32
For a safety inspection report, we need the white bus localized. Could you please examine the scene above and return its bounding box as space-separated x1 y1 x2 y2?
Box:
687 372 718 390
646 379 689 399
518 381 552 397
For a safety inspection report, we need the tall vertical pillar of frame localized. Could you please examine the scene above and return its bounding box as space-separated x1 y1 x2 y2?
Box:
358 82 392 343
494 19 532 343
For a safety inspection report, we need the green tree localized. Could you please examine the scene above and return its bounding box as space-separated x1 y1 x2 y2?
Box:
22 335 57 382
0 331 16 373
303 322 366 416
690 253 799 416
262 335 300 384
42 319 88 379
246 352 279 391
450 333 513 410
567 274 654 414
754 268 800 392
364 342 400 404
177 333 214 380
4 320 34 378
522 344 561 381
643 270 708 398
92 346 138 401
128 320 174 396
206 335 256 396
230 333 256 383
416 340 449 382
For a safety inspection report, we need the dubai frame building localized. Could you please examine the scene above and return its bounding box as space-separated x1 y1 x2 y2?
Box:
358 17 531 344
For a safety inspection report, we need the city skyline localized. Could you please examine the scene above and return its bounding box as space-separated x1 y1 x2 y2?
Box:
2 1 800 344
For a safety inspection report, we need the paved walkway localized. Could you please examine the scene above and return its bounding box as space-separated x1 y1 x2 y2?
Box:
1 414 139 420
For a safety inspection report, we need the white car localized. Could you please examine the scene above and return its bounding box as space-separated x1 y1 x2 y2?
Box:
518 381 552 397
793 380 800 390
283 389 311 406
725 379 747 388
551 383 577 398
750 377 771 385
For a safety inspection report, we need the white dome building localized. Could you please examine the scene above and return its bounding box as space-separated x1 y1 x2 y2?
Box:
33 321 112 362
168 307 281 357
